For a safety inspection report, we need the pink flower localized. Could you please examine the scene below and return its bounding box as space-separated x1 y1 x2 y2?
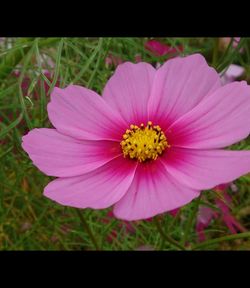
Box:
230 183 238 193
215 191 247 234
196 187 246 242
134 54 142 63
196 206 218 242
145 39 183 57
106 230 118 243
22 54 250 221
105 53 142 68
105 53 123 68
214 182 232 192
168 208 180 217
220 37 241 49
219 37 243 53
233 37 241 47
220 64 245 85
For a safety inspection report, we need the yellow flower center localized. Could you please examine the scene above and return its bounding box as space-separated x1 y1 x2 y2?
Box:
120 121 170 162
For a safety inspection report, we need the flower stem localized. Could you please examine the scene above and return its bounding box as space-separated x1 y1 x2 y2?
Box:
76 209 100 250
154 217 186 250
192 232 250 250
212 38 219 67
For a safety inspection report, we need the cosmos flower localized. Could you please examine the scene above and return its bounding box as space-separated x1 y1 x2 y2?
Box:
196 184 246 241
168 208 180 217
105 53 142 68
219 37 241 50
105 53 123 68
134 54 142 63
105 39 181 70
144 39 183 57
22 53 250 221
196 205 218 242
215 191 247 234
220 64 245 85
219 37 244 55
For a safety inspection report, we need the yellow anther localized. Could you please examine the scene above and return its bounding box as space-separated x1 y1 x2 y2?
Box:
120 121 170 162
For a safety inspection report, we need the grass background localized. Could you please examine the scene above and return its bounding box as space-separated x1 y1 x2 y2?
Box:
1 37 250 250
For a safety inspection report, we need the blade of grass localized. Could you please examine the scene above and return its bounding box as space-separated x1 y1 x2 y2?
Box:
182 195 201 246
86 38 104 88
192 231 250 250
0 113 23 138
154 216 186 250
47 38 64 94
0 38 59 81
76 209 100 250
72 38 103 84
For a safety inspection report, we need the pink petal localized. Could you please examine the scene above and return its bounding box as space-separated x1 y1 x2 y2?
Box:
144 40 183 57
145 39 171 56
134 54 142 63
167 81 250 149
102 62 156 125
105 53 123 68
44 156 137 209
224 64 245 79
197 206 216 226
230 183 238 193
223 215 247 233
215 196 247 233
22 128 122 177
48 85 127 141
214 183 231 192
233 37 241 48
105 56 113 67
221 64 245 85
162 147 250 190
148 54 221 130
196 223 207 242
168 208 180 217
113 160 199 221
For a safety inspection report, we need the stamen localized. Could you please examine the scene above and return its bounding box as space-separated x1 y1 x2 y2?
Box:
120 121 170 162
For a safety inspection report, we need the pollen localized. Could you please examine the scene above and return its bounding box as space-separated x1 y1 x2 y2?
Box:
120 121 170 162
